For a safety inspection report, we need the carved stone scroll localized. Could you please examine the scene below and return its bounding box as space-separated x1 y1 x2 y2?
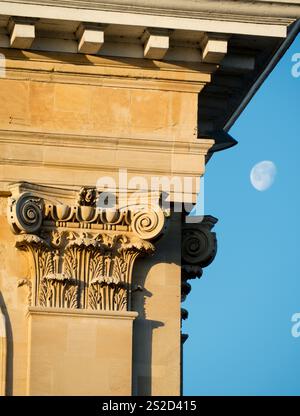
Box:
181 215 217 279
181 215 218 320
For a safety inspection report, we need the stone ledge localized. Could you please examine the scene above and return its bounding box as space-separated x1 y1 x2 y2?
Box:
27 306 139 320
0 0 298 23
0 1 292 35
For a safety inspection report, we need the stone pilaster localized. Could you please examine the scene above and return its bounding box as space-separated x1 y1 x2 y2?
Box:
7 182 167 395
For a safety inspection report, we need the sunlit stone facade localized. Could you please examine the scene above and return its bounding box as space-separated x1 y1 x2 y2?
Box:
0 0 299 396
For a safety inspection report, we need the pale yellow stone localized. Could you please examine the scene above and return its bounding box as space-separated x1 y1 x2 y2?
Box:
27 308 137 396
78 28 104 55
90 86 131 135
29 81 55 127
0 44 214 397
132 213 182 396
0 79 29 124
10 23 35 49
0 0 292 399
144 34 169 60
201 34 228 64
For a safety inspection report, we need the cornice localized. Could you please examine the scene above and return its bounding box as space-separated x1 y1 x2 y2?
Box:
0 1 290 37
0 0 299 22
0 129 214 155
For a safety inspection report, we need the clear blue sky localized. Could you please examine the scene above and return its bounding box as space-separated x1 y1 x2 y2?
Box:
183 34 300 396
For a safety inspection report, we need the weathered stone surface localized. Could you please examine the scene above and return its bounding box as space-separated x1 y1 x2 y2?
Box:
0 0 294 397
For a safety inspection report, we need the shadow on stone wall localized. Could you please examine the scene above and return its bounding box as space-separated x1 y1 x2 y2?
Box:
131 212 181 396
0 291 13 396
131 256 164 396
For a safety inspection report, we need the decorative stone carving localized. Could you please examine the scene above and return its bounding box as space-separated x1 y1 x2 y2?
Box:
181 308 189 321
77 186 97 207
9 192 44 234
181 281 191 303
181 215 218 280
8 183 167 312
181 215 218 325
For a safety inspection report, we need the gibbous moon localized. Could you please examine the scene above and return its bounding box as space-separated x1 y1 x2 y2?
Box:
250 161 277 191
